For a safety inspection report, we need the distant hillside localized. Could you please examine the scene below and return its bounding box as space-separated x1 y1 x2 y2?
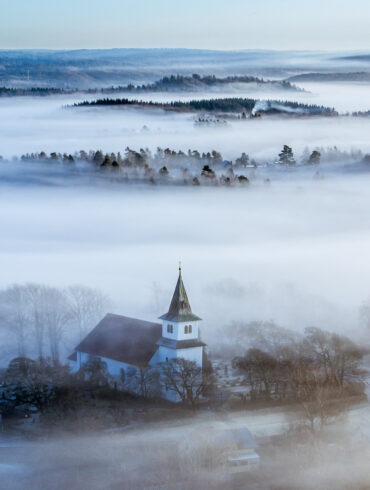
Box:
123 74 302 92
0 73 301 97
287 72 370 83
336 54 370 63
0 49 362 89
0 73 302 97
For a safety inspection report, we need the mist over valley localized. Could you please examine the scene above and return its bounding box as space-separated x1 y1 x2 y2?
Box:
1 47 370 490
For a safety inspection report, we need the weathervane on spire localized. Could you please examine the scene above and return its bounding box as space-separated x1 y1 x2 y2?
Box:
179 261 182 275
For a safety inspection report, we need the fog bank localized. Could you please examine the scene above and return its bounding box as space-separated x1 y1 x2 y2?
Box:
0 175 369 346
1 84 370 160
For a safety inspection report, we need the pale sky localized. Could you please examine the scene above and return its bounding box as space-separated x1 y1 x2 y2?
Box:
1 0 369 50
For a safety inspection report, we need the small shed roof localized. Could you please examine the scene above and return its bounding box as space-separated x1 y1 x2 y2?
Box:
215 428 258 450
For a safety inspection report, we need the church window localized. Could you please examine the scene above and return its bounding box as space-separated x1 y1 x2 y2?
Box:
167 324 173 333
184 325 188 334
189 325 192 334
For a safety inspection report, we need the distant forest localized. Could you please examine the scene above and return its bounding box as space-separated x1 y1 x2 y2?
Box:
73 97 337 117
0 87 70 97
287 72 370 83
1 145 368 188
0 74 301 97
117 74 302 92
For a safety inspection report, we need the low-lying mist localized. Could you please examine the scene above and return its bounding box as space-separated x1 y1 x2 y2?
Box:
0 171 369 355
1 50 370 490
1 78 370 355
2 418 370 490
1 82 370 161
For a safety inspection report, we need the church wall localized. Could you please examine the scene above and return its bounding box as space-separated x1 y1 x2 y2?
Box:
177 321 199 340
156 345 203 367
99 356 134 377
68 359 79 373
68 351 83 372
176 346 203 366
76 351 135 379
71 348 203 403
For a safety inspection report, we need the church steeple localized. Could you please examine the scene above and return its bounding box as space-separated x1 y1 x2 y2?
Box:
159 264 201 323
154 264 205 369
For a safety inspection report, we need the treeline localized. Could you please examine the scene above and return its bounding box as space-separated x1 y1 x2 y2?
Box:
1 145 368 189
0 87 71 97
352 110 370 117
122 73 301 92
73 97 257 113
73 96 336 116
287 72 370 83
14 147 253 187
232 324 366 433
16 145 366 169
0 73 301 98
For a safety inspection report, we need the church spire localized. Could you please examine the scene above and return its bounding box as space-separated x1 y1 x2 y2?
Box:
159 264 201 322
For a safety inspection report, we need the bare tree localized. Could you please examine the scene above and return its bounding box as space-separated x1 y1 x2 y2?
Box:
292 368 349 435
66 285 109 341
125 365 160 398
149 281 166 316
81 355 110 387
304 327 363 389
26 283 46 359
160 358 214 408
233 348 279 400
0 285 30 356
233 328 364 417
43 287 70 363
0 283 110 362
360 298 370 331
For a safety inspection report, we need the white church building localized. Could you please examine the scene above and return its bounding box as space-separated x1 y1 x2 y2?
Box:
68 266 205 400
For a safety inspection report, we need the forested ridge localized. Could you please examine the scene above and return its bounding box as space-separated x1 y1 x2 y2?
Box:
73 97 336 116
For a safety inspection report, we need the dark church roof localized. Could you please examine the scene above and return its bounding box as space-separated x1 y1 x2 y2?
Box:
159 269 201 322
74 313 161 366
219 428 258 450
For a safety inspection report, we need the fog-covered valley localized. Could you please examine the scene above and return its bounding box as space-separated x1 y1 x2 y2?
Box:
2 80 370 160
1 48 370 490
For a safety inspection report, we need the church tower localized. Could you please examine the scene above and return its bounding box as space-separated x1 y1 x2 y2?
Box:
153 264 205 367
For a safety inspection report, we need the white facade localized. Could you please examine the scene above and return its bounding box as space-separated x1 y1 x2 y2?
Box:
157 316 203 368
69 351 133 378
154 345 203 366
